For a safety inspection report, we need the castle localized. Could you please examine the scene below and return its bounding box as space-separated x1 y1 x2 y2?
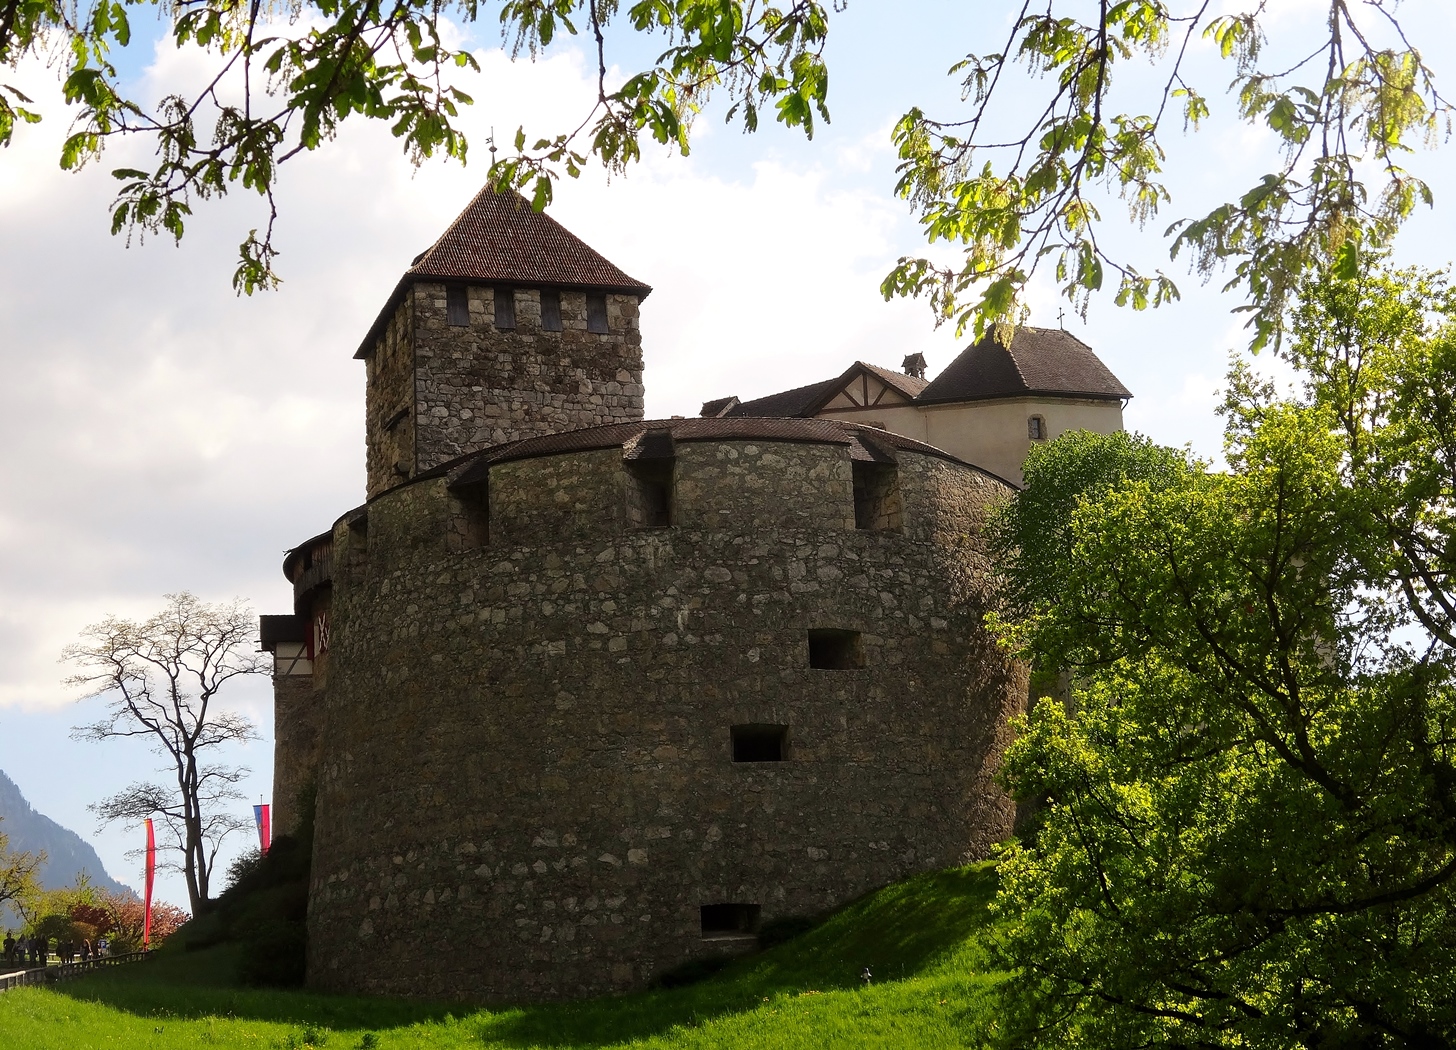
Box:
259 186 1130 1001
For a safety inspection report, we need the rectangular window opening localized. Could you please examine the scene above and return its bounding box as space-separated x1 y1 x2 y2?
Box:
450 479 489 550
586 292 609 334
852 461 903 532
494 287 516 330
626 459 673 528
446 284 469 327
808 629 864 670
731 724 788 763
700 903 760 940
540 289 563 332
346 511 369 566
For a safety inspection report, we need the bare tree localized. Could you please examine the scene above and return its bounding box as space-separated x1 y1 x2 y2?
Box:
63 593 265 915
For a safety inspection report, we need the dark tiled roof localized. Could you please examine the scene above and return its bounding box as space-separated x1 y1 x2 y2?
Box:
699 396 740 418
728 377 843 418
355 186 650 358
259 614 306 651
443 417 1009 488
409 187 652 295
718 330 1129 416
916 327 1130 403
725 361 929 420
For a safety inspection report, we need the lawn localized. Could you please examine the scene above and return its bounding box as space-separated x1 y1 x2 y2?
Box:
0 864 1007 1049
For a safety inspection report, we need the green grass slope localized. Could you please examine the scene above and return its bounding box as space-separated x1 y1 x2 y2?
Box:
0 864 1007 1050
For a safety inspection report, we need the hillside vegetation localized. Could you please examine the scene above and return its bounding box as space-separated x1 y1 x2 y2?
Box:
0 863 1005 1049
0 769 128 894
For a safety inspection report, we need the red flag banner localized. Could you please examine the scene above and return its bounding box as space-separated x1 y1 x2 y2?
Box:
254 804 272 854
143 818 155 951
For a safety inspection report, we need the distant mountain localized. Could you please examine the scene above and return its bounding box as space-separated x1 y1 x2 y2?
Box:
0 769 130 895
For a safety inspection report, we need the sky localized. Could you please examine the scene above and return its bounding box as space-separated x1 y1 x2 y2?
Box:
2 0 1455 910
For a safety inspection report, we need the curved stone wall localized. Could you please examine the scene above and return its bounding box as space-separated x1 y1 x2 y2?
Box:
305 435 1024 1001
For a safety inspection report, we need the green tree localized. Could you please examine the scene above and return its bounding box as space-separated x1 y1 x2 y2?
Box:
0 821 43 923
1 0 1446 337
987 264 1456 1046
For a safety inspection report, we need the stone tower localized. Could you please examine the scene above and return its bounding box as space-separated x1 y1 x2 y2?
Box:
356 187 652 498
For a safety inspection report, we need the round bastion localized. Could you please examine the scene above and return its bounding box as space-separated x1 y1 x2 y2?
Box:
303 415 1026 1001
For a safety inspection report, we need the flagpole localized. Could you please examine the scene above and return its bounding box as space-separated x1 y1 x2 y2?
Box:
142 818 155 952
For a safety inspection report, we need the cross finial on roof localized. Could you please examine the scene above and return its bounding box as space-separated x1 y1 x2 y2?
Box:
1057 307 1066 329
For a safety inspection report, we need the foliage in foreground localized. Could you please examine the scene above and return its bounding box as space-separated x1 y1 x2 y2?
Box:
988 263 1456 1047
0 864 1005 1049
189 827 313 987
0 0 1445 343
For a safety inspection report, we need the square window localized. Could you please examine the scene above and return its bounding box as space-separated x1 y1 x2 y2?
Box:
807 629 864 669
446 285 469 326
700 903 760 940
495 287 516 330
540 289 563 332
731 724 788 762
586 293 609 333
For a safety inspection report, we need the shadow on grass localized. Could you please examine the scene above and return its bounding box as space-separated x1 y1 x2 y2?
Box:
56 864 1001 1049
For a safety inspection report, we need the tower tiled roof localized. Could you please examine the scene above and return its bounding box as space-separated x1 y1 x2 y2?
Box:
355 186 651 358
916 326 1130 403
408 187 652 295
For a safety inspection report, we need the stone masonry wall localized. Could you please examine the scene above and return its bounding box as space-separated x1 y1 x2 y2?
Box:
410 283 645 477
365 298 416 499
307 440 1023 1002
272 673 323 837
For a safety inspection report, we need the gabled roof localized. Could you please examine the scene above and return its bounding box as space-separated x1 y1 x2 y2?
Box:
916 326 1130 403
855 361 930 401
714 328 1130 416
728 362 927 419
355 186 652 358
